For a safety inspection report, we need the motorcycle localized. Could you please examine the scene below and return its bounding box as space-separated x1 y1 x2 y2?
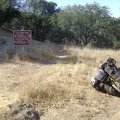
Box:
91 57 120 95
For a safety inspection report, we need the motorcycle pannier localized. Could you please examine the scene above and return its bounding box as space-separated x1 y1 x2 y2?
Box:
94 69 108 82
105 66 120 79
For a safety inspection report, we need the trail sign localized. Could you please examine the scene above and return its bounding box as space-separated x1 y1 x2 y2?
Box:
13 30 32 45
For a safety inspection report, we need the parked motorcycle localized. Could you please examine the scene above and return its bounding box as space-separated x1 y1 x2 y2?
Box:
91 57 120 95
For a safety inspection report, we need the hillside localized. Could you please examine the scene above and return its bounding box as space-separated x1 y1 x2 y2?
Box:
0 28 120 120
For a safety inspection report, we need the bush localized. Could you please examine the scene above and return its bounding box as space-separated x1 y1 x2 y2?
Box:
113 42 120 50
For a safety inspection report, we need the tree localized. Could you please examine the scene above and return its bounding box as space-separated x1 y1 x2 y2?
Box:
110 18 120 49
0 0 21 26
20 0 59 42
22 0 58 15
0 0 21 9
55 3 114 48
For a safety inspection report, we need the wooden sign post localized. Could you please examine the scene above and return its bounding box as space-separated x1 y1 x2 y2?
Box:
13 30 32 57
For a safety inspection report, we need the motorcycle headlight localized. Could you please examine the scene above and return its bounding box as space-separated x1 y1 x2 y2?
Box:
91 77 97 85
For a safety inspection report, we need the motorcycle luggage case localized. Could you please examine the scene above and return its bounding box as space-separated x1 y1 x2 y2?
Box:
105 66 120 80
94 69 108 82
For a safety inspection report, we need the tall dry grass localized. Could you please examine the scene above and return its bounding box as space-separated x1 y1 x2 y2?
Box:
2 29 120 118
65 46 120 66
1 27 120 109
2 41 60 62
17 44 120 110
0 28 60 61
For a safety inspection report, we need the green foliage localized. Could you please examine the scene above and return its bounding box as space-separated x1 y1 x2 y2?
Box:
55 3 112 46
49 2 119 49
22 0 58 15
0 0 21 26
113 41 120 49
17 0 59 42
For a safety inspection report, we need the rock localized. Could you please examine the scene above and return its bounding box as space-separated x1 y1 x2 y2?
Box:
0 102 40 120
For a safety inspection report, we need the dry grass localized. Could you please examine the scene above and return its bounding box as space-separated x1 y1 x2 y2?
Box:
18 45 120 109
65 45 120 66
2 42 59 62
0 29 60 62
1 29 120 119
